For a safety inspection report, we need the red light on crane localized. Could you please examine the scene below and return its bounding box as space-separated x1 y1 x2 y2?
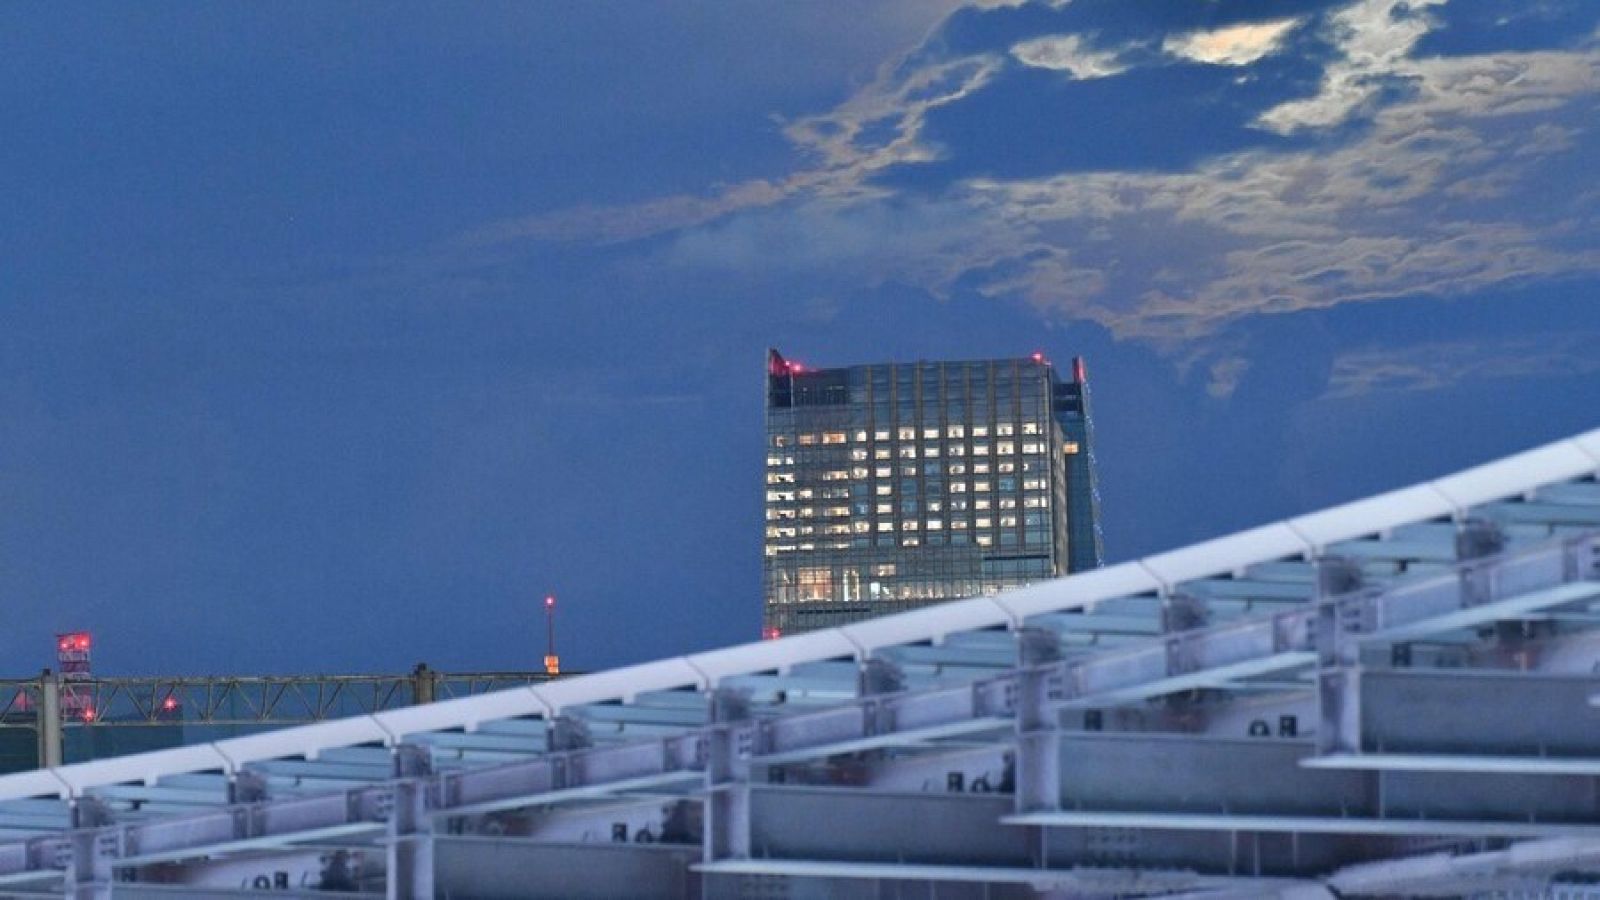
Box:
81 708 96 722
161 697 179 712
544 595 555 610
762 627 782 640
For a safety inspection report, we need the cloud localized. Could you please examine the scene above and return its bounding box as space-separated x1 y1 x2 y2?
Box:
1164 18 1300 67
1205 356 1252 399
449 0 1600 363
1010 34 1128 78
1257 0 1447 133
1323 332 1600 398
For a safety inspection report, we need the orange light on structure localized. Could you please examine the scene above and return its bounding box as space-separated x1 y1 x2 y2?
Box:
543 594 560 676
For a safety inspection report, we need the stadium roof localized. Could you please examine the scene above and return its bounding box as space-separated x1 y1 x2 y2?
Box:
1 427 1598 897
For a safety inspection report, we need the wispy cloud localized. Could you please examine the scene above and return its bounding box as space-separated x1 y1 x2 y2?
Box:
1257 0 1447 133
448 0 1600 364
1011 34 1128 79
1164 18 1300 67
1323 332 1600 398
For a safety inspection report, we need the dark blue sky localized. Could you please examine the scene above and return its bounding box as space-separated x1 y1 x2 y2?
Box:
3 1 1597 676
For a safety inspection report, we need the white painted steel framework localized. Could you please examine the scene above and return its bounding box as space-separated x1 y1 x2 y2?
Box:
0 429 1598 898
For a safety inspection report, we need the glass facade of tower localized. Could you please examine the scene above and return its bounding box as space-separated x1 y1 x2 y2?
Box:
763 350 1103 636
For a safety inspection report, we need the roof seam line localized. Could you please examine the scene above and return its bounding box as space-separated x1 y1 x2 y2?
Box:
1282 519 1319 559
44 768 73 800
525 685 557 719
1425 482 1465 520
680 656 714 691
835 628 869 661
1136 560 1172 596
1570 438 1600 469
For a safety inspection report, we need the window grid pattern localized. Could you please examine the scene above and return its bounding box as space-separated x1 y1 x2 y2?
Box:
763 353 1099 635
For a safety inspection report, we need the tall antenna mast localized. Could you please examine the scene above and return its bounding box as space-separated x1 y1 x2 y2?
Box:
543 594 560 676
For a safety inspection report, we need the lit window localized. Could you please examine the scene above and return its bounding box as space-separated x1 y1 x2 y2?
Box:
997 441 1015 455
875 484 893 496
897 427 916 440
1024 496 1049 509
1024 477 1048 490
766 472 794 484
773 435 790 447
998 461 1015 474
922 428 939 440
901 465 917 477
998 498 1017 510
948 444 966 457
901 537 920 547
1063 441 1080 455
875 466 891 478
799 507 815 518
927 519 943 530
822 469 850 481
972 425 989 438
976 517 992 529
951 519 968 529
903 520 918 531
946 425 965 439
997 423 1015 437
850 467 869 479
972 462 991 475
927 499 943 512
1000 515 1018 527
973 444 990 456
899 446 917 459
822 432 847 445
798 434 817 446
1022 442 1043 454
766 490 796 502
877 521 894 532
949 499 969 511
924 445 940 458
797 488 814 499
875 429 891 441
975 498 991 510
853 430 869 442
852 521 870 533
974 481 991 492
975 535 993 547
948 463 967 475
875 447 891 460
876 502 893 514
850 448 869 461
951 482 967 493
826 506 850 517
825 524 851 535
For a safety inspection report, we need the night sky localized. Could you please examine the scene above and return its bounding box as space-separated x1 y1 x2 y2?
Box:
3 1 1598 676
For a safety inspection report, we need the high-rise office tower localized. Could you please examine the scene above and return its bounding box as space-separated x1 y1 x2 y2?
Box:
763 350 1103 636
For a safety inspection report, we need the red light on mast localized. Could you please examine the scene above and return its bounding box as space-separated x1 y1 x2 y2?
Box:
762 627 782 640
